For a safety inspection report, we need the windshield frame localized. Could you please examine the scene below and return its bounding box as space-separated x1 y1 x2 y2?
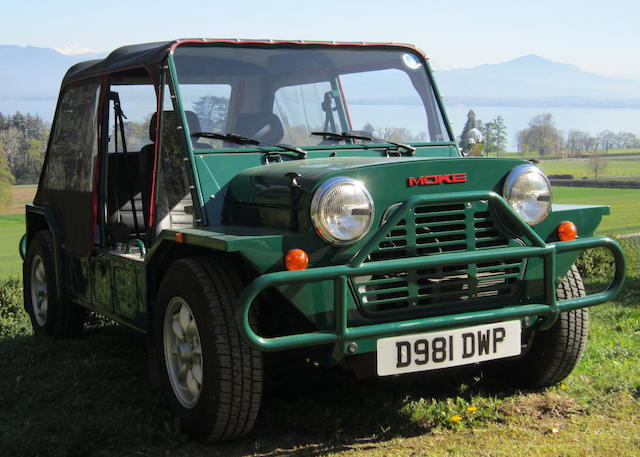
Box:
167 41 455 155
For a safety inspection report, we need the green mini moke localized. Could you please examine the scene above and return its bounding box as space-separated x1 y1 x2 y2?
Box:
21 39 625 441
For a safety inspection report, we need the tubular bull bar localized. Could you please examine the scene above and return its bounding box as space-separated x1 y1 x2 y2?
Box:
235 191 626 359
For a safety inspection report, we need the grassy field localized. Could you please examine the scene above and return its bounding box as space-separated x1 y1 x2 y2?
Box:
1 188 639 456
0 214 25 278
3 184 36 215
554 187 640 234
539 156 640 179
0 258 638 456
501 148 640 160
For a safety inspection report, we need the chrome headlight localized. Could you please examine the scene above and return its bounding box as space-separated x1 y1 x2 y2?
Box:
311 177 374 244
503 164 552 225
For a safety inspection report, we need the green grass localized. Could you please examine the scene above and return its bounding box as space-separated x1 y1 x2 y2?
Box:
539 157 640 179
0 243 638 456
499 148 640 160
553 187 640 234
0 261 638 456
0 214 24 279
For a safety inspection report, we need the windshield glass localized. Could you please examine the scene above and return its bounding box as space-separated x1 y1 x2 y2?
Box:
172 44 450 149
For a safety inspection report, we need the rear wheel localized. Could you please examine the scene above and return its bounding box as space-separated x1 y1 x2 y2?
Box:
502 265 588 388
24 231 84 338
153 257 262 442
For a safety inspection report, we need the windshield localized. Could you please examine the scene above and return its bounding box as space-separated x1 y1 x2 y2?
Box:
172 44 450 150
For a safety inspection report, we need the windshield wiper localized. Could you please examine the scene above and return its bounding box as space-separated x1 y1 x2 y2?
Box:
192 131 307 159
310 131 415 156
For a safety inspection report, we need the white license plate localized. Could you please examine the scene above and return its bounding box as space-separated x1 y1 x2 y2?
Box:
376 321 522 376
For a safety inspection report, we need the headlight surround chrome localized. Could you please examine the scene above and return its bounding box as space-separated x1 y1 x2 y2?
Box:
310 177 374 245
503 164 552 226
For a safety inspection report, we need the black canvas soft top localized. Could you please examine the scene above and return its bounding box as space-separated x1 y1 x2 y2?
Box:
62 41 175 86
61 39 424 87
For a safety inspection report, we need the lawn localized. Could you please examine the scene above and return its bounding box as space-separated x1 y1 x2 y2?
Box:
539 156 640 179
0 214 24 279
0 258 638 456
553 186 640 234
0 181 639 455
3 184 36 215
500 148 640 160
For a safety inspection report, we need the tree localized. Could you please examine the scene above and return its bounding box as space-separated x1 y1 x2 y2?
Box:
516 113 563 157
0 112 49 184
362 122 375 134
375 126 413 143
565 130 591 155
615 132 637 149
0 143 15 210
459 109 478 152
0 127 26 180
588 151 608 179
492 116 508 156
482 116 508 157
596 130 616 151
192 96 229 132
481 121 496 155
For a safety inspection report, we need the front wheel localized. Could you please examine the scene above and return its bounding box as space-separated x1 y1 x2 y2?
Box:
153 257 263 442
501 264 588 388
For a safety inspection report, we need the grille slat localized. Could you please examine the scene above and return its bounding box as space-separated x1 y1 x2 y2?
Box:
360 285 409 296
415 229 467 239
416 220 466 229
354 200 523 316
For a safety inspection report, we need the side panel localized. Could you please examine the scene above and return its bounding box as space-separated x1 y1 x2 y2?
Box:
92 256 113 312
89 253 147 330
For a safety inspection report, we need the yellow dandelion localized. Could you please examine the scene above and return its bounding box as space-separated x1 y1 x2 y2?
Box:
560 384 567 390
467 406 478 412
450 415 463 422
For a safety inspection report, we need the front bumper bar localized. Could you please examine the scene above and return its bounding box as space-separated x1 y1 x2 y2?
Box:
235 191 626 358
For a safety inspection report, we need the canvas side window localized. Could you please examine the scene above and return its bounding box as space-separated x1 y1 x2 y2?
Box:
108 83 157 153
42 82 101 191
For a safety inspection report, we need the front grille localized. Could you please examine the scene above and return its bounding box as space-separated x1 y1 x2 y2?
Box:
353 201 523 317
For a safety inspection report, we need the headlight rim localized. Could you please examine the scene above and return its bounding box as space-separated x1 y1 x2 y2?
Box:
310 176 375 245
503 163 552 226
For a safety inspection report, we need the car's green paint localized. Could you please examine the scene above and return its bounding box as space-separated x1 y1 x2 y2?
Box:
235 235 626 353
236 192 625 352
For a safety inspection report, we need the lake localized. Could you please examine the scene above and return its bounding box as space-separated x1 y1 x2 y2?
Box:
3 98 640 152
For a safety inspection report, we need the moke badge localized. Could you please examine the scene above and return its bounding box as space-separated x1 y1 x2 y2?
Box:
407 173 467 187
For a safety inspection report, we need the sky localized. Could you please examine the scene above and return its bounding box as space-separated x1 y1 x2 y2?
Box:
1 0 639 79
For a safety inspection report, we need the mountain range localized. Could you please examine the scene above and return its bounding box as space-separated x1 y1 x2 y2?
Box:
1 44 640 120
436 54 640 107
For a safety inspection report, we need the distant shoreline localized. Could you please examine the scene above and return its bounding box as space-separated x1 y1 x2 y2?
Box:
350 97 640 110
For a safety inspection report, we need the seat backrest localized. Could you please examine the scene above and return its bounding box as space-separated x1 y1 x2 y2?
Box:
231 112 284 144
107 153 146 240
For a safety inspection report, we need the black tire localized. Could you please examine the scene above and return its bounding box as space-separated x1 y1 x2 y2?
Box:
153 257 263 442
503 264 588 388
24 231 84 338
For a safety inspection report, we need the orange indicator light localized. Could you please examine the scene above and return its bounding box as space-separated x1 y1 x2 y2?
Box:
557 221 577 241
285 249 309 271
175 232 185 243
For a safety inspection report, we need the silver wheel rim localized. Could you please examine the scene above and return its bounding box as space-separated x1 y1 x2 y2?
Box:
30 254 48 327
163 297 203 409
